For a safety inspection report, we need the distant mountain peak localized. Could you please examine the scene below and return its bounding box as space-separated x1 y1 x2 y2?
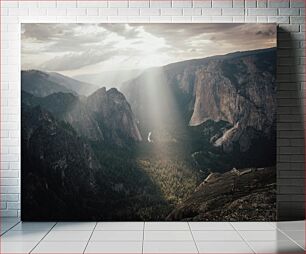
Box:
21 70 75 97
21 70 98 97
89 86 107 97
107 87 119 94
87 86 142 144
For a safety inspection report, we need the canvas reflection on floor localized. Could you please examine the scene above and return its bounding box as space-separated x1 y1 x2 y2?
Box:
21 24 277 221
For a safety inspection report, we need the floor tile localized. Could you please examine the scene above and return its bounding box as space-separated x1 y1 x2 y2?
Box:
32 241 87 253
197 241 253 253
231 222 276 231
282 230 305 249
192 230 243 241
85 241 142 253
1 221 21 229
144 230 193 241
276 221 305 231
189 222 234 231
269 221 277 229
249 240 305 253
145 222 190 230
1 221 21 234
282 230 305 241
12 222 55 231
1 225 16 235
96 222 144 231
90 230 143 241
143 241 198 253
52 222 96 231
295 241 305 250
0 241 37 253
1 229 7 235
239 230 291 241
42 230 92 242
0 230 47 242
1 220 303 254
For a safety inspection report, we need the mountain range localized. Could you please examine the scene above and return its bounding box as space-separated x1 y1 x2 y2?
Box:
72 69 142 90
21 47 277 221
22 70 99 96
123 48 276 154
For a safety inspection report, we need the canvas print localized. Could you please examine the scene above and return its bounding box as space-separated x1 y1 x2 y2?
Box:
21 24 277 221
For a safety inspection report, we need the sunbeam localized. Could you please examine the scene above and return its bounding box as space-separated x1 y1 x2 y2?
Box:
21 23 277 221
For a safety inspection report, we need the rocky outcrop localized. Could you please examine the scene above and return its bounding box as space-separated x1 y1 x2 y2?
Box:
123 48 276 153
189 51 276 152
22 87 142 146
87 87 142 145
22 91 104 141
166 167 276 221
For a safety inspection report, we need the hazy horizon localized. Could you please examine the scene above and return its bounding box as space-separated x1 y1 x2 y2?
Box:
21 23 276 78
21 46 276 80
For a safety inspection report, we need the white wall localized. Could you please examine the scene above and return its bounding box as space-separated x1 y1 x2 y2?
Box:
1 0 305 219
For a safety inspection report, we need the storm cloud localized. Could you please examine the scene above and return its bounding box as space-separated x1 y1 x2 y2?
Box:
41 50 115 71
21 23 276 76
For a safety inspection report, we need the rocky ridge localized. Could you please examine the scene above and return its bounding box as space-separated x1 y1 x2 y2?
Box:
166 167 276 221
123 48 276 153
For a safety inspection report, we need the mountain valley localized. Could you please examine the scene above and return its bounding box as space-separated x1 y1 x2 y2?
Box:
21 48 277 221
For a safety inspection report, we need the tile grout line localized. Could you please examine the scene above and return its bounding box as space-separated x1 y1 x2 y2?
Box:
276 227 306 251
228 221 237 231
29 222 58 254
229 222 256 254
268 221 277 229
142 222 145 254
83 222 97 254
187 222 200 254
0 220 20 236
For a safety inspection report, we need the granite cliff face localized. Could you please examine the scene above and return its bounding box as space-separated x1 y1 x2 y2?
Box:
22 87 142 146
123 48 276 153
22 91 104 141
189 51 276 152
87 87 142 145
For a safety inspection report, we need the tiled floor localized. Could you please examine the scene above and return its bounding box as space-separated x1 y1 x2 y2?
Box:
0 219 304 253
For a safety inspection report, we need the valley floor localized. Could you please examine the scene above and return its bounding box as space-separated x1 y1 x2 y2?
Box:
1 218 304 253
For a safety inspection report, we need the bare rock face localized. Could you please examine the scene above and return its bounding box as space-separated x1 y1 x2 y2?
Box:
22 87 142 146
190 64 236 126
189 53 276 152
87 87 142 145
123 48 276 153
22 91 104 141
166 167 276 221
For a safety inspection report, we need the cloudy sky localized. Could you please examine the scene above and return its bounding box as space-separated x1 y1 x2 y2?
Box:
21 23 276 77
